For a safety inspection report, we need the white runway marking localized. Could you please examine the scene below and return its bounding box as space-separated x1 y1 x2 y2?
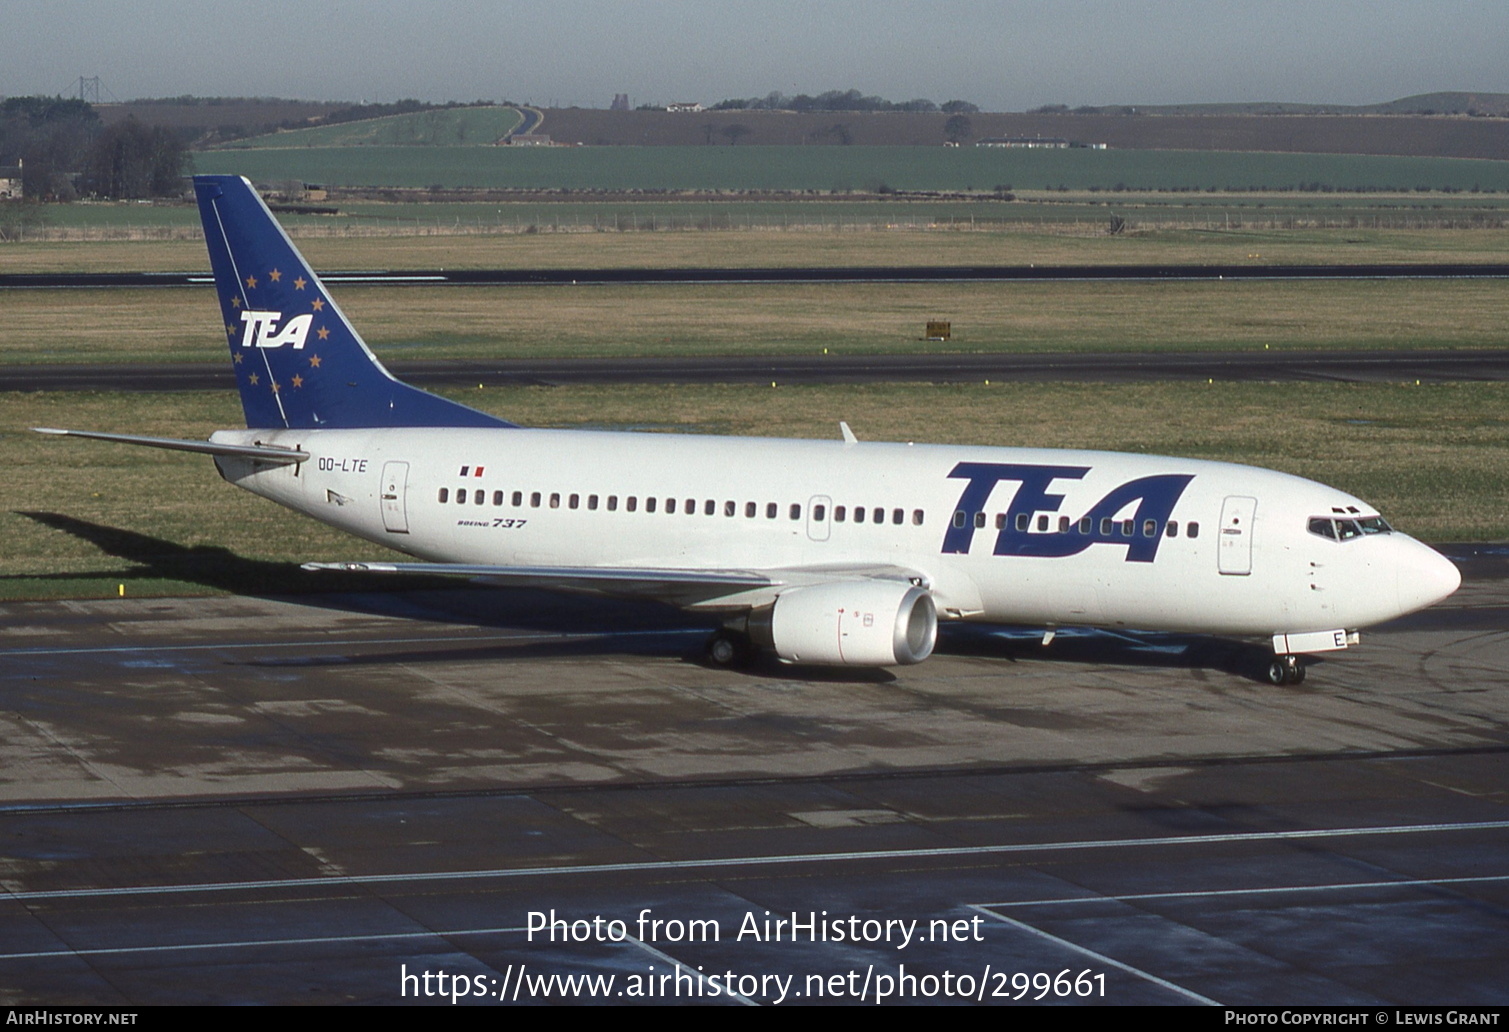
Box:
969 905 1222 1006
4 819 1504 902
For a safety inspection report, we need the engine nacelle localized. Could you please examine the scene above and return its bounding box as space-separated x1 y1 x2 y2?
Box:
757 581 938 666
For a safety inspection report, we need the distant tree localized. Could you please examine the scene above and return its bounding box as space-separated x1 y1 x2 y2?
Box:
941 100 979 114
944 114 973 143
81 118 191 198
720 123 751 145
0 96 101 199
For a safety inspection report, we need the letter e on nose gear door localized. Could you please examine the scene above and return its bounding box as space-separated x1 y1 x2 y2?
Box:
381 461 410 534
1218 495 1256 576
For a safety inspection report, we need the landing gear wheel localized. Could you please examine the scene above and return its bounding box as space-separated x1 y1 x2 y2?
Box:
1267 654 1306 685
705 629 753 668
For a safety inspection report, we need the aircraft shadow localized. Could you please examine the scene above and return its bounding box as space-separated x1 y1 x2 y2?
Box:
939 623 1311 686
13 512 708 637
17 512 1291 684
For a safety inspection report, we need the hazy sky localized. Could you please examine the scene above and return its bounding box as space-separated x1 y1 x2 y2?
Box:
4 0 1507 111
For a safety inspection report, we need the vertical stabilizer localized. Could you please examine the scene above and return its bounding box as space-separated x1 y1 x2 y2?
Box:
194 175 513 431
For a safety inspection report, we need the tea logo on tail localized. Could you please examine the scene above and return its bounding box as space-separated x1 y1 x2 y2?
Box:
239 311 313 350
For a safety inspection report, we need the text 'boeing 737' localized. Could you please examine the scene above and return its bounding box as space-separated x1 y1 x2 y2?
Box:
37 175 1461 684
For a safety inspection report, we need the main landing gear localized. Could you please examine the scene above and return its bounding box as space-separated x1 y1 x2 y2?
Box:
1267 653 1307 685
705 629 754 668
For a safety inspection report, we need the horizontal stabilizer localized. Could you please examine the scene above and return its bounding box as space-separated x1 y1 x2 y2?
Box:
33 428 308 464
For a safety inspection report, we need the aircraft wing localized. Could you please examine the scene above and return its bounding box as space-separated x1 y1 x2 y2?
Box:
301 560 928 610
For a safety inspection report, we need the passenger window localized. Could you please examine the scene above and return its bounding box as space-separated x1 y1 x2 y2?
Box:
456 490 466 505
790 504 802 520
893 509 903 525
1143 519 1157 537
1166 521 1178 538
512 491 522 506
872 507 884 524
858 507 868 525
745 502 756 518
569 493 579 509
530 491 541 508
685 498 695 515
995 513 1006 530
626 496 637 512
913 510 924 526
1036 514 1049 532
813 504 826 521
588 494 599 510
950 510 961 529
438 488 449 503
549 492 559 509
766 503 777 519
836 506 847 522
975 512 986 529
607 495 618 511
1059 516 1070 532
1100 517 1113 535
646 497 657 513
1016 513 1029 532
493 490 504 506
705 499 715 516
1188 522 1200 539
1079 517 1092 534
724 500 735 517
666 498 676 514
1122 519 1134 537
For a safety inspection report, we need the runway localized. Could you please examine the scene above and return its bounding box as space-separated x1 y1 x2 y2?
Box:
7 347 1509 393
0 545 1505 1005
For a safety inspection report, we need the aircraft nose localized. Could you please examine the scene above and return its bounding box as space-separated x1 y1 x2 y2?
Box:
1396 539 1461 615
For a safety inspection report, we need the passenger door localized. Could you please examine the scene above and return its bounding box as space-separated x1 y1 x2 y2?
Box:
380 461 410 534
1218 495 1257 575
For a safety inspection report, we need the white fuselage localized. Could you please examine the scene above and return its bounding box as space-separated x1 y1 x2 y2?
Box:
211 425 1460 640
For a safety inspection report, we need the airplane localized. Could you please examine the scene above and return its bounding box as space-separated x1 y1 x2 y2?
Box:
36 174 1462 684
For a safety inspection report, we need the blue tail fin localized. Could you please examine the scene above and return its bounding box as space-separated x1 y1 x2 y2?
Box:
194 175 514 430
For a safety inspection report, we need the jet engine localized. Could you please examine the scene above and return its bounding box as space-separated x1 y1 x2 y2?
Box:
754 581 937 666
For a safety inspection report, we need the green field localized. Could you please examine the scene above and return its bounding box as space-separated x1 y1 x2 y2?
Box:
3 379 1504 600
191 145 1509 193
221 106 523 149
6 277 1507 366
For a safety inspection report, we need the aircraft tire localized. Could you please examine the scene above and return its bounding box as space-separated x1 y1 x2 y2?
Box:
706 629 753 668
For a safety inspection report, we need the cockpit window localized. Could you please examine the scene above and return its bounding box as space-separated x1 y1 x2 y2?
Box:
1309 515 1392 541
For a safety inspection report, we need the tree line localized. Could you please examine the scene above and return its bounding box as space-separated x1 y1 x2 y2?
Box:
711 89 978 114
0 96 191 200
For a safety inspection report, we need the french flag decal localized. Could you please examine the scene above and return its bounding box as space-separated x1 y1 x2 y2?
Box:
458 465 485 477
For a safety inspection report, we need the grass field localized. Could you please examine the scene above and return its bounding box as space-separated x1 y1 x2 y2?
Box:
4 277 1507 365
3 380 1503 600
221 106 522 149
190 145 1509 193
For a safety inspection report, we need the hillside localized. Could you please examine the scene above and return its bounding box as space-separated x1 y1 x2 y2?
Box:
219 105 522 148
537 108 1509 160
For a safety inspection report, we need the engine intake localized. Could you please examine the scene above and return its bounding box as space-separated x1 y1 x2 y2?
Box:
756 581 937 666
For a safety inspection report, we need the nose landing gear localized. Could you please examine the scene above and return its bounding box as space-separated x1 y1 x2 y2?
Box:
1267 653 1307 685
